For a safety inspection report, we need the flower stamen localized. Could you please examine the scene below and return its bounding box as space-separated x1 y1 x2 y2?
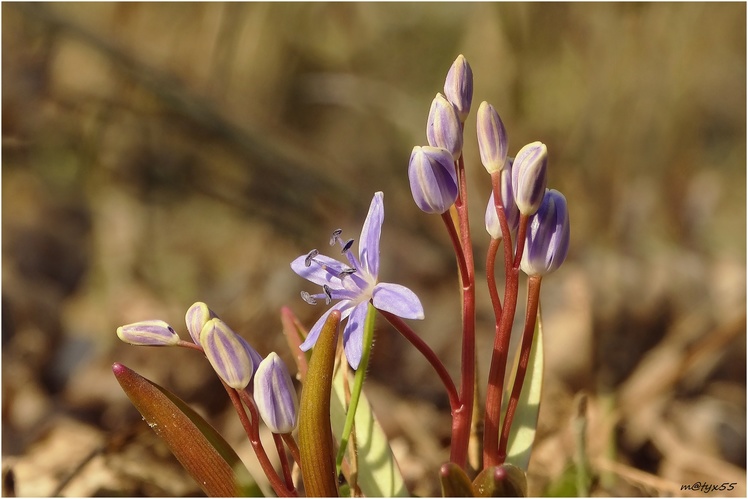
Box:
301 291 317 305
304 249 319 267
330 228 343 246
337 267 357 279
341 239 354 253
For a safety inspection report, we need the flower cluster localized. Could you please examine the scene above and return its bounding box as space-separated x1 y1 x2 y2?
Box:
113 53 572 498
118 303 297 434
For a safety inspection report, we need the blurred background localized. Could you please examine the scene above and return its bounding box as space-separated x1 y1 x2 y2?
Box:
2 3 745 496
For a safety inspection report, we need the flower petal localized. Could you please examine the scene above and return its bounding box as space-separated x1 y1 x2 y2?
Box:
372 282 425 320
343 302 369 369
291 253 348 289
358 192 384 278
299 301 354 352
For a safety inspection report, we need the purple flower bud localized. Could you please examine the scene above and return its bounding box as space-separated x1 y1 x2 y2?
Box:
485 160 520 240
253 352 298 434
427 93 463 160
520 189 570 277
200 318 254 390
408 145 459 214
116 320 180 346
477 101 508 173
185 301 217 345
512 141 548 216
444 54 473 123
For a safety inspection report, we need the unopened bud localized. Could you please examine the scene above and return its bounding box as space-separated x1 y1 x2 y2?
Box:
200 318 254 390
477 101 508 173
117 320 180 346
512 141 548 216
444 54 473 123
185 301 217 345
427 93 463 160
520 189 570 277
253 352 298 434
408 145 459 214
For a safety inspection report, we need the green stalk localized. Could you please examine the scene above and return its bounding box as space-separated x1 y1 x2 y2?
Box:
335 303 376 476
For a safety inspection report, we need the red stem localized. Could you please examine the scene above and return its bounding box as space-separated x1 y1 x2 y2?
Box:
498 275 542 460
282 433 301 468
486 237 503 320
379 310 459 413
273 432 295 491
450 153 476 470
223 385 294 497
483 171 519 467
176 339 204 352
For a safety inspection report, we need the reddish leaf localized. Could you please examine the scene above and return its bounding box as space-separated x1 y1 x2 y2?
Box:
113 363 261 497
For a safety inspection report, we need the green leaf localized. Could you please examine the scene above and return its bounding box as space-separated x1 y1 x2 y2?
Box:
283 306 409 496
502 306 544 471
298 311 341 497
112 362 262 497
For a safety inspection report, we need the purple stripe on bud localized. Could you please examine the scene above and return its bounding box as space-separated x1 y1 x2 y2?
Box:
477 101 508 173
512 141 548 216
253 352 298 434
185 301 217 345
200 318 254 390
520 189 570 277
408 145 459 214
427 93 463 160
116 320 180 346
485 160 520 240
444 54 473 123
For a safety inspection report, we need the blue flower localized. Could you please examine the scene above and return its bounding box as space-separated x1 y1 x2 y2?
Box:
291 192 424 369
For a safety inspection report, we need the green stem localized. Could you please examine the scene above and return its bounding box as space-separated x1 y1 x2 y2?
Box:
335 303 376 476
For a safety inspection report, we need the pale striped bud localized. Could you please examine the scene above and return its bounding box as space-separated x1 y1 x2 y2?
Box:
253 352 298 434
117 320 180 346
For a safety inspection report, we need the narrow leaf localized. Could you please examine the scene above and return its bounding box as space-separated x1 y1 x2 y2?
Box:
298 310 340 497
289 306 408 496
501 306 544 471
112 363 261 497
330 356 409 496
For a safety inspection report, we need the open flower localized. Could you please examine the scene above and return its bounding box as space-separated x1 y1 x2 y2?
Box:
291 192 424 369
